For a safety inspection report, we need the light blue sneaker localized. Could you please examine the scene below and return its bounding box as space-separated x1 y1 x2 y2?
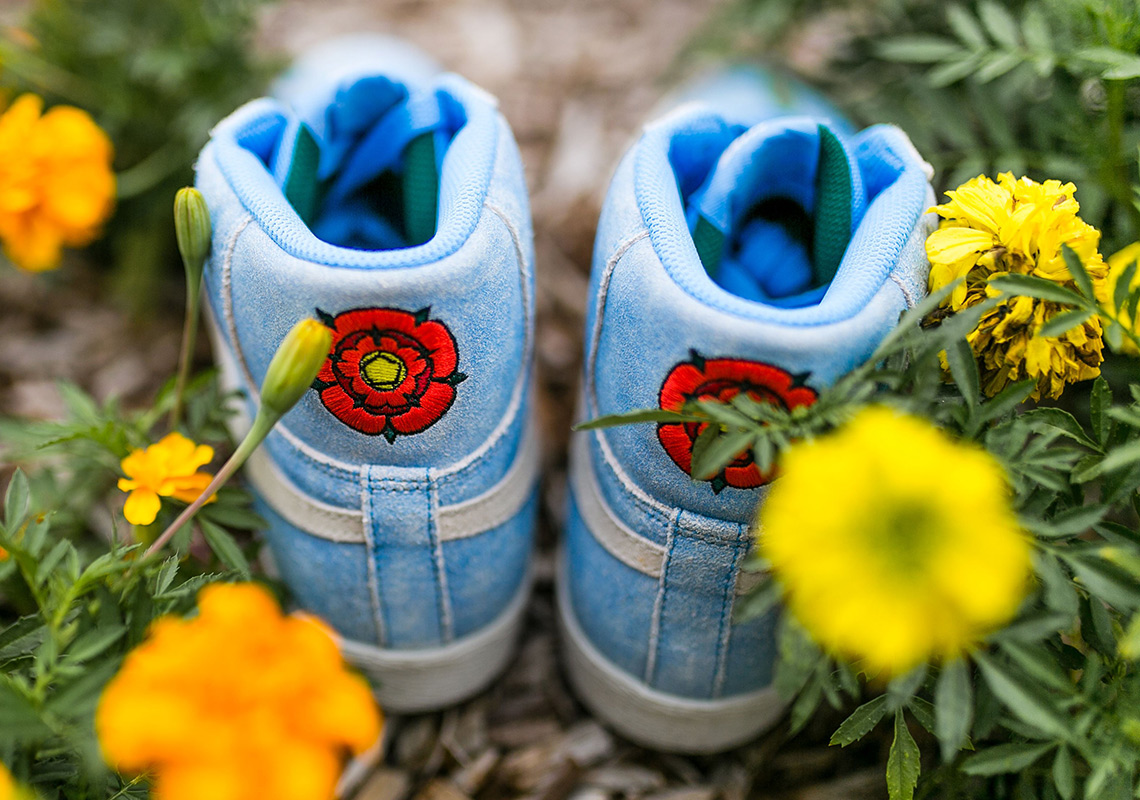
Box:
561 67 935 752
197 36 538 712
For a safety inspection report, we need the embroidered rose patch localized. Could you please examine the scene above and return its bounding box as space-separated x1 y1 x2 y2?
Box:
657 351 817 492
313 307 466 441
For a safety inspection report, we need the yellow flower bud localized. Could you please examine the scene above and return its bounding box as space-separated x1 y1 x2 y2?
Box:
260 319 333 418
173 187 212 276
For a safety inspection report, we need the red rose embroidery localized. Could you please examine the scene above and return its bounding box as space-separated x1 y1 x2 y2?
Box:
657 351 817 492
313 307 466 441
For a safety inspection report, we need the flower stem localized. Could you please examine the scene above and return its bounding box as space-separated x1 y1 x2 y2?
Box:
170 268 202 429
144 410 276 559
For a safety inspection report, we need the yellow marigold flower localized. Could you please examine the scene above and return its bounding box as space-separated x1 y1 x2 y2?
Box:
97 583 381 800
1106 241 1140 356
926 173 1107 400
760 407 1031 674
0 94 115 272
117 432 215 526
0 762 11 800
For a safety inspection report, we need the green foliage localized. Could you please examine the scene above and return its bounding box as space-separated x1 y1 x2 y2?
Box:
584 265 1140 797
682 0 1140 245
0 376 265 798
0 0 277 306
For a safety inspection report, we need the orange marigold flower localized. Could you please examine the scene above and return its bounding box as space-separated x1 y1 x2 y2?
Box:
97 583 382 800
0 546 8 562
0 94 115 272
117 432 215 526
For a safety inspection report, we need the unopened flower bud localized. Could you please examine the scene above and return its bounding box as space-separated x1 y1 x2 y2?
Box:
260 319 333 418
174 187 211 276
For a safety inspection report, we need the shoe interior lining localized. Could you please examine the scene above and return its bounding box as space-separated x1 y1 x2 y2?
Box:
238 75 465 252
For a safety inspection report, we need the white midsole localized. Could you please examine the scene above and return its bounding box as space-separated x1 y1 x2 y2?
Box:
338 570 531 713
556 556 785 753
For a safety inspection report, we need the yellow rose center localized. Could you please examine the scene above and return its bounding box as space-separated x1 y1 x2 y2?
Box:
360 351 407 390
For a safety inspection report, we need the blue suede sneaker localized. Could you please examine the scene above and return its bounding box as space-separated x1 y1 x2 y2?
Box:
197 36 538 712
561 68 935 752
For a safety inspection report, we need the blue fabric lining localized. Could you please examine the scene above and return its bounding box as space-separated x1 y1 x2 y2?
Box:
205 73 500 269
633 106 929 326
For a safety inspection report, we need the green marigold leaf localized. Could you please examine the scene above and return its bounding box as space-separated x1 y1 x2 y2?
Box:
199 519 251 579
988 274 1091 307
961 742 1052 775
3 468 30 533
1053 746 1075 800
1038 308 1094 339
877 36 963 63
973 652 1072 740
935 659 973 761
574 408 702 430
831 695 889 746
887 709 921 800
978 0 1020 48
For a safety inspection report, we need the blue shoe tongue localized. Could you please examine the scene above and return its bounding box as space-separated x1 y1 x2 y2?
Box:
269 79 443 247
687 121 865 305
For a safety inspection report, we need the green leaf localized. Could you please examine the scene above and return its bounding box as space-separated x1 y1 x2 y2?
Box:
1065 552 1140 611
199 520 251 578
732 576 781 623
978 0 1019 48
690 428 754 481
0 616 47 661
1091 377 1113 446
774 618 823 699
4 468 30 532
976 379 1035 426
1020 5 1051 53
1113 259 1137 314
1024 505 1108 539
935 659 973 762
988 274 1091 307
998 641 1076 695
961 742 1053 775
973 652 1072 740
574 408 701 430
0 681 49 741
35 539 72 588
65 624 126 663
1021 407 1100 451
907 697 936 734
993 612 1074 642
831 695 890 746
886 709 921 800
1036 552 1079 616
789 668 824 735
1077 439 1140 481
1038 308 1093 339
1053 746 1075 800
887 665 927 709
976 50 1022 83
947 4 987 48
877 36 963 63
945 337 980 408
1062 245 1096 302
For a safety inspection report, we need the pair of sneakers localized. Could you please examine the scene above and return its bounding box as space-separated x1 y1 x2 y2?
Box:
198 35 935 753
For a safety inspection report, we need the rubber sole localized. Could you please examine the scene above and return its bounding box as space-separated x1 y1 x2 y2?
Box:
339 571 531 713
556 561 785 753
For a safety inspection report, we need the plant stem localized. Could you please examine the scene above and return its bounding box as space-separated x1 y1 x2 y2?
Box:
170 268 202 429
144 410 276 559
